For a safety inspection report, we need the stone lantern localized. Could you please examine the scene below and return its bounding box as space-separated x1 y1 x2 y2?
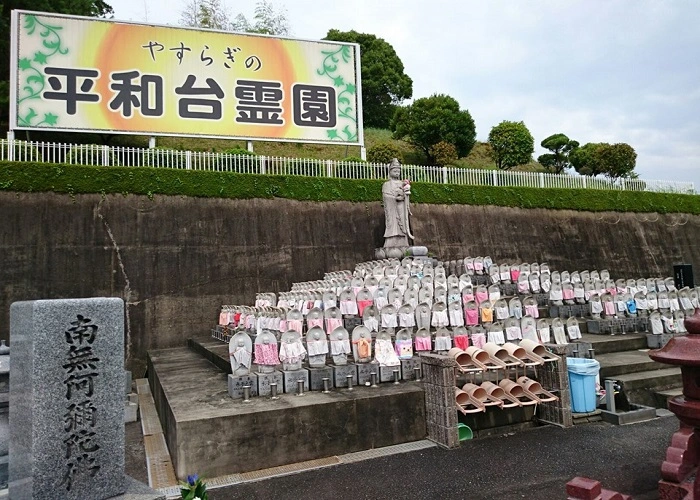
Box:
649 308 700 498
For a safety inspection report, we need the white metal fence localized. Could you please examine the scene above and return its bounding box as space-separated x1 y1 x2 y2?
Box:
0 138 694 194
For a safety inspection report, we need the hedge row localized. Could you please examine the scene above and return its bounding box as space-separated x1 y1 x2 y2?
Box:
0 161 698 214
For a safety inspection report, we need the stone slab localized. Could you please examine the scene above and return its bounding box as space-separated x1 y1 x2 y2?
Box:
379 365 401 383
332 364 358 387
109 475 166 499
124 402 138 423
9 298 126 500
148 347 426 478
401 357 421 381
600 405 657 425
227 373 258 399
256 370 283 397
357 362 380 385
308 366 334 391
282 369 309 393
124 371 132 395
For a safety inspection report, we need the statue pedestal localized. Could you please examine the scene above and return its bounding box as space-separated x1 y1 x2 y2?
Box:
256 370 283 396
374 246 430 260
357 361 380 385
401 357 421 380
282 368 309 393
308 366 334 391
228 373 259 399
332 364 358 387
379 365 400 383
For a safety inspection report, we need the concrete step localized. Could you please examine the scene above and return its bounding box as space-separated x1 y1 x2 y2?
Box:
580 333 647 355
653 387 683 410
610 367 682 390
596 350 667 378
608 367 682 409
187 336 231 374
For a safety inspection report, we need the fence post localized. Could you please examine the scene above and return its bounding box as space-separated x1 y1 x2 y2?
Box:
260 155 266 175
6 132 14 161
539 172 545 188
620 178 625 191
326 159 333 178
582 176 587 189
492 170 498 187
185 150 192 170
102 145 109 166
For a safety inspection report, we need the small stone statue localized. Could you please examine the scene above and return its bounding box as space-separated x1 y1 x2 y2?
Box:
374 331 401 367
382 158 413 248
329 327 352 365
306 327 329 368
351 325 373 363
254 331 279 374
279 330 306 371
229 331 253 375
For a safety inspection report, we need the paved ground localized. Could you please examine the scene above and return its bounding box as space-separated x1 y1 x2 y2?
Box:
120 411 678 500
0 409 680 498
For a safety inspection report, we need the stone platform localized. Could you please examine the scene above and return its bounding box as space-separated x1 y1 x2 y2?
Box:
147 347 426 479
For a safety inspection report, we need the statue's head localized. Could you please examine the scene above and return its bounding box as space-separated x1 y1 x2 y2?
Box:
389 158 401 179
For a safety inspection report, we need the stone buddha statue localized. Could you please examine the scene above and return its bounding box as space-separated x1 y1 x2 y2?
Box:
382 158 413 249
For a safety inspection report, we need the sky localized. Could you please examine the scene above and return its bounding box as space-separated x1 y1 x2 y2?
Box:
111 0 700 189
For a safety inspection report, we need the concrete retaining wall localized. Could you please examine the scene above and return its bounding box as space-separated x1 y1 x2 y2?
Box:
1 191 698 374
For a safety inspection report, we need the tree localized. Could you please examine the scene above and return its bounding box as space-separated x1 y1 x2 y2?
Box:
570 142 602 176
596 143 637 179
0 0 114 125
570 142 637 179
487 121 534 170
391 94 476 164
537 133 579 174
180 0 231 30
324 30 412 129
230 0 290 35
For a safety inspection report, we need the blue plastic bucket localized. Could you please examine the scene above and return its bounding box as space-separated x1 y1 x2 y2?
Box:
567 357 600 413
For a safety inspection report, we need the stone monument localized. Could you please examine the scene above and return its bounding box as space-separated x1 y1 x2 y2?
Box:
305 327 332 390
9 297 163 500
279 331 309 393
329 327 356 387
375 159 428 260
251 330 282 397
229 331 252 375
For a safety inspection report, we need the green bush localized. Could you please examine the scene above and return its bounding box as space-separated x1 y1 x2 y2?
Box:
367 142 404 164
0 161 699 214
343 156 366 163
429 141 458 166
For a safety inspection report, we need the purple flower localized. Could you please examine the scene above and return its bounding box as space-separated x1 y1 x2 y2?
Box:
187 473 198 486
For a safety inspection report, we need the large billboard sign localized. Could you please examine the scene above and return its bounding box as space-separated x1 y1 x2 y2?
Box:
10 11 363 145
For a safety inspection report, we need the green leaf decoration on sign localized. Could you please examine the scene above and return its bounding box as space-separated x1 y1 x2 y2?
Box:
316 46 357 142
17 15 69 127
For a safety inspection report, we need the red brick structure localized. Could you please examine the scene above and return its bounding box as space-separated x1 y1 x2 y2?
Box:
649 308 700 499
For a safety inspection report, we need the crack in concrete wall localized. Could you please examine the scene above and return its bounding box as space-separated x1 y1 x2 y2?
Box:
96 198 133 365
